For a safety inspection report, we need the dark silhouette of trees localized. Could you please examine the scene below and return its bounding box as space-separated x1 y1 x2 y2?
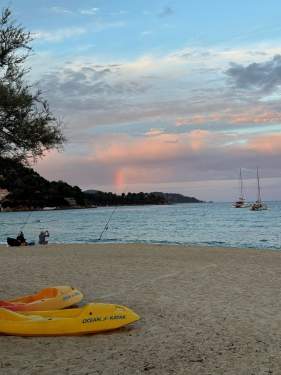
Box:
84 191 167 206
84 190 203 206
0 157 85 209
0 157 202 210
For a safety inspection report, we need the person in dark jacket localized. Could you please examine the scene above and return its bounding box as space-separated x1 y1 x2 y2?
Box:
39 230 49 245
16 231 27 246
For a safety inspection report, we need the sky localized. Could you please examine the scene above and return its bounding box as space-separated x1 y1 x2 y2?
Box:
6 0 281 201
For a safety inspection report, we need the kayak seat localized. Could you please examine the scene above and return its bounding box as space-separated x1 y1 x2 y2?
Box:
11 287 59 303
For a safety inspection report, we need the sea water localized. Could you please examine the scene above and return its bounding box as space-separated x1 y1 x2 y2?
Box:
0 203 280 250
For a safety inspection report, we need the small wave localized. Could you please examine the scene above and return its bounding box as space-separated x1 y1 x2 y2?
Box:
200 241 226 246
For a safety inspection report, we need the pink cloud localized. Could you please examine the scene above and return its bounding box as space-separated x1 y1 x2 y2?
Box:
176 110 281 126
145 128 165 136
247 133 281 154
232 111 281 124
93 130 212 165
176 114 223 126
35 130 221 188
34 129 281 199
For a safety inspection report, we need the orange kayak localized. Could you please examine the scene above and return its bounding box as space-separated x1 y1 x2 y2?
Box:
0 286 83 311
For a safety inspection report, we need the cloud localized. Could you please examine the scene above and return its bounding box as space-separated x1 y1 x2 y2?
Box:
225 54 281 92
89 130 225 166
34 27 86 43
36 130 224 189
49 6 100 17
50 6 73 15
92 20 126 31
176 109 281 126
36 129 281 197
247 133 281 154
30 41 281 199
34 19 125 44
141 31 153 37
145 128 165 137
80 8 99 16
35 48 281 141
31 44 281 167
40 63 148 113
158 6 174 18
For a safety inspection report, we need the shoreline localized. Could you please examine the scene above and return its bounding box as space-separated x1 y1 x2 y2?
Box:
1 243 281 374
1 241 280 252
0 201 207 213
1 241 280 254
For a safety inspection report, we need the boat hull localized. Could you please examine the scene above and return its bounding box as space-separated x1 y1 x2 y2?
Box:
250 206 268 211
0 286 83 311
0 303 139 336
232 203 251 208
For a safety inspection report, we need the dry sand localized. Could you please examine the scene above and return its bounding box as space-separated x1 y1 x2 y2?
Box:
0 243 281 374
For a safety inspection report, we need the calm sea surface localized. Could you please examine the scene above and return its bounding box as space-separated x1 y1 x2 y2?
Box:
0 203 280 250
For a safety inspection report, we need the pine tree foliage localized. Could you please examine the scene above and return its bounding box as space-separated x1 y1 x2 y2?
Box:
0 8 64 162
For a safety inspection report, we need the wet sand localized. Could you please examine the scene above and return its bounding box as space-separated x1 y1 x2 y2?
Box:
0 243 281 374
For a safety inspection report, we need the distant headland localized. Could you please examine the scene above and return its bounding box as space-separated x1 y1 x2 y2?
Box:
0 158 203 212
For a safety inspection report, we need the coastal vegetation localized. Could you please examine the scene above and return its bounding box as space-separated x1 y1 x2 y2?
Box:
0 8 64 163
84 191 203 205
0 159 202 210
0 157 85 210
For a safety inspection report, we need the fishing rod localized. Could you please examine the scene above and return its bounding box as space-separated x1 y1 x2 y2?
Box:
20 209 33 232
98 186 127 241
98 206 118 241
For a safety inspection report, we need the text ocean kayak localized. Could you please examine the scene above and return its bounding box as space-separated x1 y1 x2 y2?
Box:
0 303 140 336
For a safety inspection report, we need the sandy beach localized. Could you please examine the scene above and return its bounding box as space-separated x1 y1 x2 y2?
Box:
0 243 281 374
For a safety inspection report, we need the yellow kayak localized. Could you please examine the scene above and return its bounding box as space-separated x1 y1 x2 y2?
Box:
0 303 140 336
0 286 83 311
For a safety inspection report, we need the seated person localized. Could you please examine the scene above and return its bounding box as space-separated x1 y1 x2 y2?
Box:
7 232 34 247
16 231 27 246
39 230 49 245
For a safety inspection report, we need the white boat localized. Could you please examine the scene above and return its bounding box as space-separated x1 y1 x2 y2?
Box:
232 169 251 208
250 168 267 211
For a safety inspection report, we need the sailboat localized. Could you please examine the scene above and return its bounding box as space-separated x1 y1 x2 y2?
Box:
232 169 251 208
250 168 267 211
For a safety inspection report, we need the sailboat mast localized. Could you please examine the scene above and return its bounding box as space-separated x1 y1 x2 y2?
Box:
240 168 243 197
257 168 261 202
